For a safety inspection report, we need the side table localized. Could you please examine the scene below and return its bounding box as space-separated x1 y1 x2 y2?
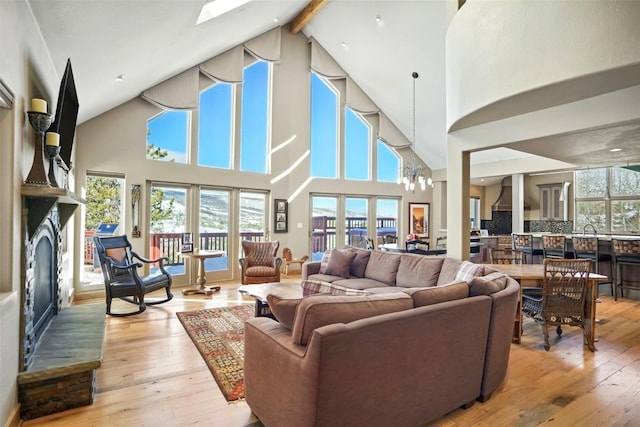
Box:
180 249 225 296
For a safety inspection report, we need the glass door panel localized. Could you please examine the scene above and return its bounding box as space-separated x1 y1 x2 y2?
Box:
239 191 267 243
199 188 231 278
311 196 338 260
376 198 399 247
149 184 187 284
82 174 123 287
345 197 368 248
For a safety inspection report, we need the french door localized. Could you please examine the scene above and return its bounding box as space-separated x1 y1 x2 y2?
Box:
81 173 124 289
310 194 400 260
149 183 267 284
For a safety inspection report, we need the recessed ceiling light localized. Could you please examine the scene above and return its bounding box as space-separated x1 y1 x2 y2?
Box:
341 41 348 49
610 148 622 152
115 75 125 82
196 0 252 25
375 15 382 24
273 17 279 23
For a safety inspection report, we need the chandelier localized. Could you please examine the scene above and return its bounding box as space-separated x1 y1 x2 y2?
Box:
397 72 433 192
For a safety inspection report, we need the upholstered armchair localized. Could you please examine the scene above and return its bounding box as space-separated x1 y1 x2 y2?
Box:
239 240 282 284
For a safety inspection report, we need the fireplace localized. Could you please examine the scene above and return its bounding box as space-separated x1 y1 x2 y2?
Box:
21 207 63 370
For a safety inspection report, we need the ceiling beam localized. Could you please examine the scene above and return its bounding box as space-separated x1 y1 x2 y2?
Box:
290 0 330 34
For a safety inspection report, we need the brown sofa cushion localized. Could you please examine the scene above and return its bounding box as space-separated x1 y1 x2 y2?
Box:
323 249 357 278
469 272 508 296
291 293 413 345
396 254 444 287
404 281 469 307
364 250 402 286
266 294 301 329
437 258 462 285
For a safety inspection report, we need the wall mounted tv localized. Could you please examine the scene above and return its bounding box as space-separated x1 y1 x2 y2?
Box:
50 58 79 169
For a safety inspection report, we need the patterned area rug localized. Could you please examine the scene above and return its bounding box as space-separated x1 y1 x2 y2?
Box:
176 304 254 401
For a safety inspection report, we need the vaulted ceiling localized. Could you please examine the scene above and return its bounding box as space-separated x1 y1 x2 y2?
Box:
28 0 640 177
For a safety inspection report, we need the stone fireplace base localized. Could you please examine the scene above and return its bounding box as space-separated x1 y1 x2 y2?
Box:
17 303 105 420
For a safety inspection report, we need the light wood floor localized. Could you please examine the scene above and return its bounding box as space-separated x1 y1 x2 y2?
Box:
22 276 640 427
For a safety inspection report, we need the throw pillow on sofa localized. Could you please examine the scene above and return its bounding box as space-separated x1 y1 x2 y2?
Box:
454 260 483 284
469 272 508 296
343 248 371 278
318 250 332 274
323 249 357 278
404 281 469 307
291 293 413 345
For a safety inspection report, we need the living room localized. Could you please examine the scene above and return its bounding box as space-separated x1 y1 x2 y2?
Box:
2 1 640 426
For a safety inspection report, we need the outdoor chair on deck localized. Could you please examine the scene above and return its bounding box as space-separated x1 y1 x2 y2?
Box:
93 234 173 316
239 240 282 284
405 239 430 255
281 248 309 275
521 259 594 351
383 234 398 244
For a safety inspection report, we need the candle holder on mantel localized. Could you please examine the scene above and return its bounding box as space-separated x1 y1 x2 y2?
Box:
24 111 54 186
45 145 61 187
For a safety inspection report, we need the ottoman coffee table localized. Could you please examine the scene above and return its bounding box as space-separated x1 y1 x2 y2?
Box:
238 282 303 318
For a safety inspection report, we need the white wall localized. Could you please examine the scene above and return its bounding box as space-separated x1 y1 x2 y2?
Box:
75 29 431 285
444 1 640 258
0 1 62 424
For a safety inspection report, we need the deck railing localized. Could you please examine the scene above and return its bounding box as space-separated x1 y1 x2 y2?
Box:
84 231 265 266
84 217 396 265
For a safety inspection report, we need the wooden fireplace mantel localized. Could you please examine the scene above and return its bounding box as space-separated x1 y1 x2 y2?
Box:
21 184 85 239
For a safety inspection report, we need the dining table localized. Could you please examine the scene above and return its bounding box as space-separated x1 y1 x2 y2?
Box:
484 263 608 347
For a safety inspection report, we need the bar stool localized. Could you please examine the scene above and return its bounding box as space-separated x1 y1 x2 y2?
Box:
612 238 640 301
512 233 544 264
573 235 614 297
542 235 574 259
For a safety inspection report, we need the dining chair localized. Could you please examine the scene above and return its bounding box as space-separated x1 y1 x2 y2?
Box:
573 235 614 298
490 248 524 264
512 233 544 264
521 258 594 351
611 238 640 301
542 235 574 259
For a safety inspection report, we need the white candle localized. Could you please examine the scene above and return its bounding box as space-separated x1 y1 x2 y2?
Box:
31 98 47 113
45 132 60 146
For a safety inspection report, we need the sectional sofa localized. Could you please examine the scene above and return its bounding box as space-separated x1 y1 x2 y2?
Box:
243 248 520 427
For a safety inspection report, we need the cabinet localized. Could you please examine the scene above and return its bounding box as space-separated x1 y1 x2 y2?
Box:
538 184 563 220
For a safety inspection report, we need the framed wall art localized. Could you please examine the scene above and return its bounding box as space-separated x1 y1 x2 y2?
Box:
180 232 193 253
274 199 288 233
408 202 430 238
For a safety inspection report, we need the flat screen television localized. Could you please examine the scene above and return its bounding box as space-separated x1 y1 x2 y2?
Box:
50 58 79 169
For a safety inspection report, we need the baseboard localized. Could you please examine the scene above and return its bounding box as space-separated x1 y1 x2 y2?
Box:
4 404 21 427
